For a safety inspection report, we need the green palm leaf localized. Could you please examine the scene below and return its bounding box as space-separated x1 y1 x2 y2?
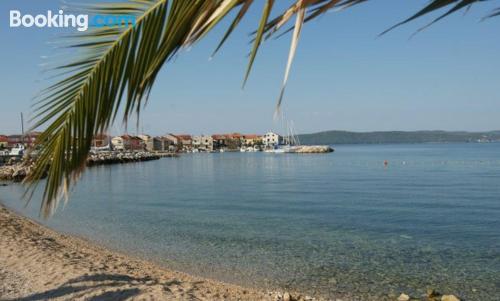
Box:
26 0 499 217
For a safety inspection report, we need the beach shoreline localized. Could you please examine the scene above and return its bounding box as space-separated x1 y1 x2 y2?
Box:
0 204 314 301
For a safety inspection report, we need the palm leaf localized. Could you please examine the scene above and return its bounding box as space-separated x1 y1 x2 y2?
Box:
27 0 499 217
483 7 500 19
275 0 306 118
242 0 275 87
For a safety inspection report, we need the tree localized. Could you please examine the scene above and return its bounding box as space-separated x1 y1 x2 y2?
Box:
25 0 499 217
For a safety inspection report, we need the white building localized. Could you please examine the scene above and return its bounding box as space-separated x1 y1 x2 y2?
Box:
192 135 213 152
138 135 154 151
263 132 280 148
111 136 125 151
162 134 180 152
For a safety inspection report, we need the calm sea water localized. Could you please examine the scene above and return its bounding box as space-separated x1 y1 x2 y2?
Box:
1 143 499 300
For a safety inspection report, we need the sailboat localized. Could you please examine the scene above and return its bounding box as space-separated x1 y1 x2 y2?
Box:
266 112 334 154
10 113 27 156
265 115 300 153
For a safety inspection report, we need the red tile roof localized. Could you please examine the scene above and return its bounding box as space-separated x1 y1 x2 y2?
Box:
93 134 109 140
121 135 142 140
0 135 7 142
225 133 243 139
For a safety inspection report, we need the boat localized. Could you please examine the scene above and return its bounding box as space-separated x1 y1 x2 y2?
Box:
9 144 25 156
91 144 112 153
264 119 299 153
264 145 287 153
265 115 334 154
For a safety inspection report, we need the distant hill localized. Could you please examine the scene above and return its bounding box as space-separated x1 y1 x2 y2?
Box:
297 130 500 145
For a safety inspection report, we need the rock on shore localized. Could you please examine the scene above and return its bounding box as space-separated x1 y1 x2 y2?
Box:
86 151 161 166
0 151 163 181
0 163 33 182
291 145 334 153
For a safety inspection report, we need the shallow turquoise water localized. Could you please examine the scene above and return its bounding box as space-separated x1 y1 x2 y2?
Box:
1 143 499 300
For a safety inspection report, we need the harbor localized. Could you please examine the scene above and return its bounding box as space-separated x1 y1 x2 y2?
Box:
0 151 167 182
1 128 333 183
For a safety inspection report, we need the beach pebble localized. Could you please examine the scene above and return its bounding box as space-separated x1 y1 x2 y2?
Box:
397 293 410 301
427 288 440 298
441 295 460 301
283 292 291 301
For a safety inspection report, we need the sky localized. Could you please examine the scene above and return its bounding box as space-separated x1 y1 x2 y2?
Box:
0 0 499 136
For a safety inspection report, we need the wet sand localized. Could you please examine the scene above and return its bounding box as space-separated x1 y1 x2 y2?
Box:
0 204 310 301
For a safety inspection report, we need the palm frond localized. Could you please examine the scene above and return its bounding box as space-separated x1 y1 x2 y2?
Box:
26 0 229 217
483 7 500 19
27 0 499 217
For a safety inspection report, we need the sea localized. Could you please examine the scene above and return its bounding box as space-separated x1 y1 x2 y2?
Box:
1 143 499 300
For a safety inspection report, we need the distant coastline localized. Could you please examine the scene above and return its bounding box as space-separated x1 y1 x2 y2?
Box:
297 130 500 145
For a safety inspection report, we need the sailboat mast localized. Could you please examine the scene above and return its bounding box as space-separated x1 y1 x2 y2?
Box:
20 112 25 144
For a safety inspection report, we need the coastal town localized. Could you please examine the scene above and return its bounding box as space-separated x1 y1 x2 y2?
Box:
103 132 282 153
0 131 333 181
0 131 283 155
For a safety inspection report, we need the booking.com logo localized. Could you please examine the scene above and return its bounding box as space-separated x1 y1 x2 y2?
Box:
9 10 136 32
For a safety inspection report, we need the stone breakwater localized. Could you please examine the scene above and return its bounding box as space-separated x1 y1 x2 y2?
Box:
290 145 334 153
0 151 166 182
86 151 163 166
0 163 32 182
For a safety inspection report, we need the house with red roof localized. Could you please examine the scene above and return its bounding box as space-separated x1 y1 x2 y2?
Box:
175 134 192 152
5 132 41 148
242 134 262 146
211 134 225 150
111 135 145 151
0 135 8 149
92 134 111 148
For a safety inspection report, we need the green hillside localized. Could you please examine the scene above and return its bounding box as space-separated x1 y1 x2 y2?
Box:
297 130 500 145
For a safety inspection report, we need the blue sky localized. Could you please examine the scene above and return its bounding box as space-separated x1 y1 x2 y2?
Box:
1 0 499 135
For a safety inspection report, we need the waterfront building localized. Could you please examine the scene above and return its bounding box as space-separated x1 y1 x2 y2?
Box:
263 132 280 148
7 135 23 148
0 135 7 149
6 132 40 148
152 137 164 152
91 134 112 152
162 134 181 152
111 135 144 151
153 135 179 152
193 135 213 152
212 134 227 150
92 134 111 148
201 135 214 152
175 135 192 152
126 135 146 151
111 136 125 151
224 133 243 150
243 134 262 146
138 135 154 151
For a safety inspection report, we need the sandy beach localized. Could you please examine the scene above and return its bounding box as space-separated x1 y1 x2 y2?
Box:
0 204 308 301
